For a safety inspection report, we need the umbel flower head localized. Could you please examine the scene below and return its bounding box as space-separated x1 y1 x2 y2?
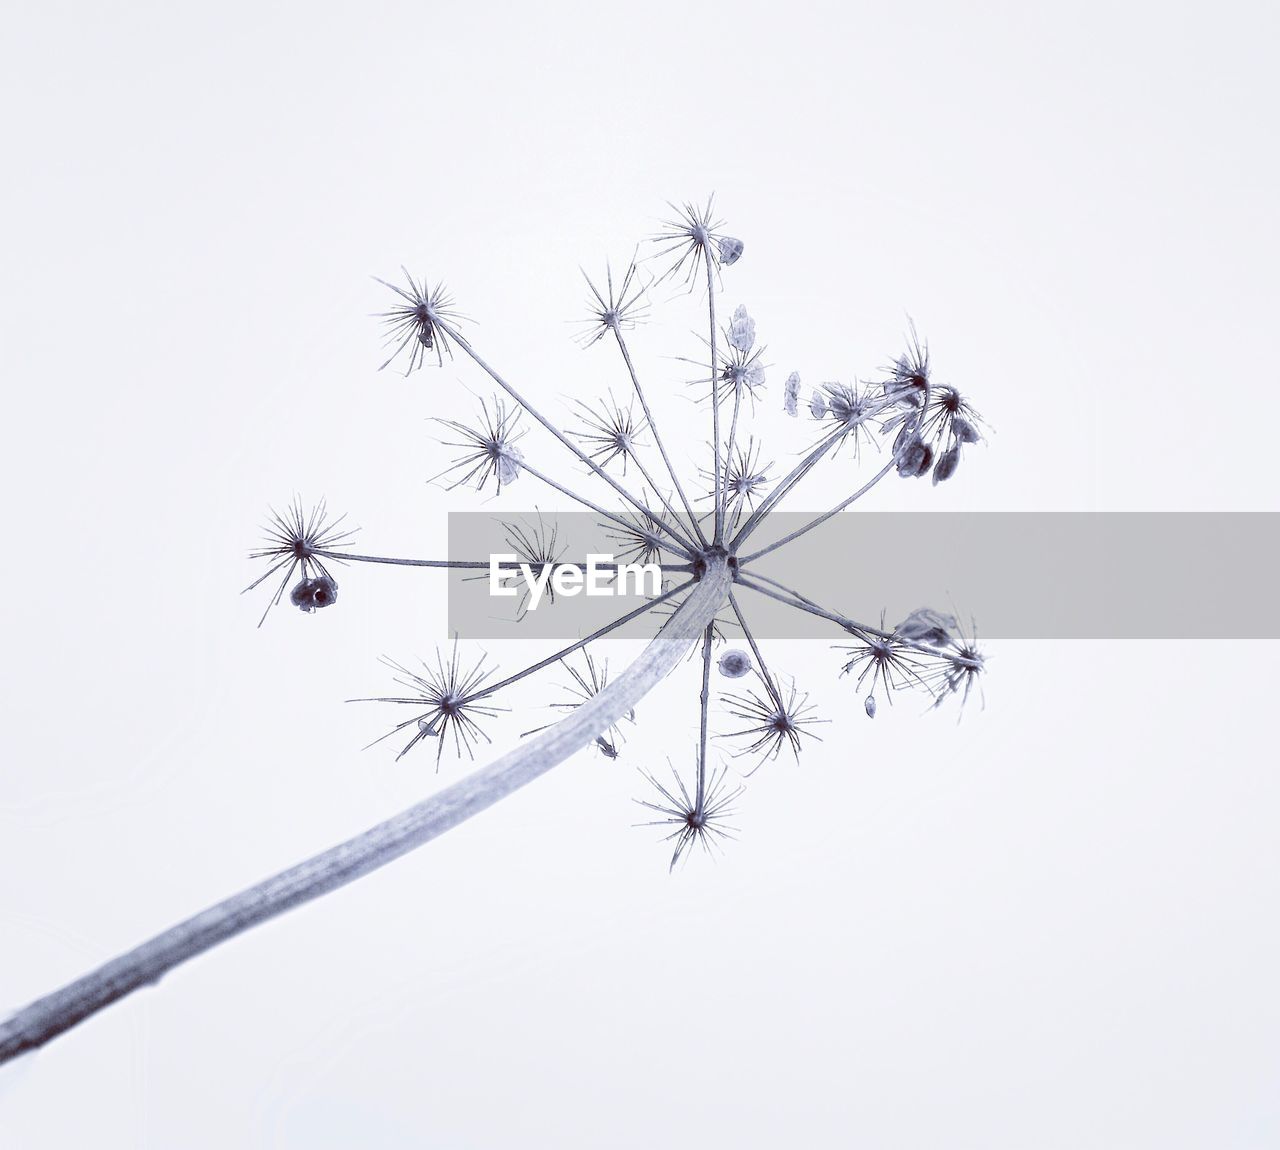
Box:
721 674 824 771
243 498 356 626
636 761 743 871
572 393 646 472
374 267 463 373
430 395 526 493
355 643 505 768
576 259 649 347
244 194 989 871
650 196 742 289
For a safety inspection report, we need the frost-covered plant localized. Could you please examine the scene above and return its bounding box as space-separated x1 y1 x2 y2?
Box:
0 196 987 1063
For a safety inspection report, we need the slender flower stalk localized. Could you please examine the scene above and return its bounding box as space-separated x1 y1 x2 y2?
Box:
610 326 707 546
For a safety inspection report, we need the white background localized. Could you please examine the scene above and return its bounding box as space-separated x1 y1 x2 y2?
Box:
2 1 1278 1146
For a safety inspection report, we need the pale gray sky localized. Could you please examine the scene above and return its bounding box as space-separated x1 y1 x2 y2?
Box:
2 1 1278 1146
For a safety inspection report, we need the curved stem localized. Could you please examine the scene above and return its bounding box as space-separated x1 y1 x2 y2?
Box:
0 557 734 1065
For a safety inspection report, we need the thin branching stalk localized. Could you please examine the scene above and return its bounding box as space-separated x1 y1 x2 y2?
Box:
438 320 690 547
706 260 724 544
728 427 845 550
515 456 696 560
612 327 706 548
470 578 694 699
736 456 901 564
341 553 695 574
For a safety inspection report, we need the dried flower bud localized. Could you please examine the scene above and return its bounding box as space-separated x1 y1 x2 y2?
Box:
932 444 960 484
728 305 755 353
783 371 801 416
718 236 744 266
417 714 442 736
864 694 877 719
290 574 338 613
809 391 828 419
718 649 752 679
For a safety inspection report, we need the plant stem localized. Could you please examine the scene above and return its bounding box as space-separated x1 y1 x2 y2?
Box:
706 260 723 544
0 557 734 1065
339 553 694 574
438 319 691 548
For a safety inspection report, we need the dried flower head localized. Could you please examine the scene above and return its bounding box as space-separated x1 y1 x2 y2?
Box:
429 396 526 494
636 761 742 871
721 675 823 768
375 268 462 373
837 623 932 717
244 497 356 626
602 504 667 568
577 259 649 347
713 437 772 524
500 514 565 619
358 644 505 767
572 393 647 472
651 196 729 289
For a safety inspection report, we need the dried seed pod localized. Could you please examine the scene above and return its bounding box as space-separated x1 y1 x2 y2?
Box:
932 444 960 484
897 608 958 646
717 649 752 679
897 436 933 478
728 305 755 353
717 236 744 266
864 694 877 719
783 371 801 416
809 391 828 419
290 574 338 613
496 446 524 486
953 417 981 444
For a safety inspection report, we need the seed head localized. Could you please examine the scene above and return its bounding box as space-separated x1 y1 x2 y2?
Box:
721 675 823 769
357 643 505 767
577 259 650 347
635 761 742 871
244 498 356 626
429 396 526 494
650 196 729 289
375 268 462 373
572 393 647 473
